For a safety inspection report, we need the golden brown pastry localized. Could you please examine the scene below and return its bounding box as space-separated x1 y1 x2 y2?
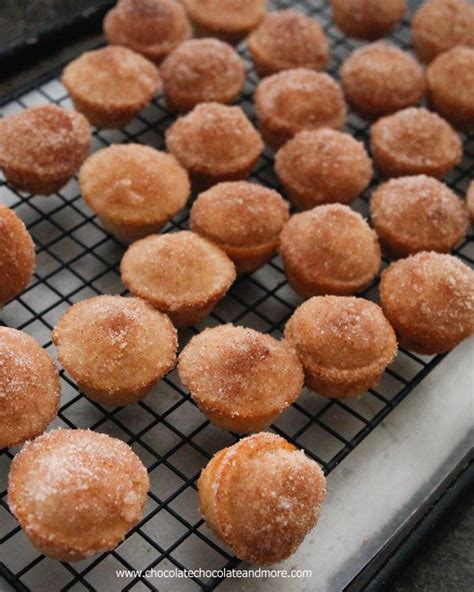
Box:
380 252 474 354
8 429 149 561
120 231 236 326
62 46 160 128
190 181 289 272
178 324 304 432
79 144 190 242
370 107 462 178
198 432 326 564
280 204 381 297
53 296 177 405
285 296 397 398
467 182 474 226
0 105 91 195
370 176 469 257
331 0 406 40
0 328 60 448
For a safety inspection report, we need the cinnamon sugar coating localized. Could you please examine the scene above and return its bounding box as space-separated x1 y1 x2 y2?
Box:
178 324 304 432
160 38 245 113
62 46 160 128
380 252 474 354
331 0 406 40
248 10 330 78
198 432 326 564
52 296 177 405
182 0 267 44
120 231 236 326
370 107 463 178
8 429 149 561
280 204 381 297
79 144 190 242
104 0 191 64
275 129 372 209
0 105 91 195
370 176 469 257
0 328 60 448
190 181 289 272
166 103 264 190
467 182 474 227
427 46 474 130
255 69 347 149
412 0 474 63
285 296 397 398
0 205 35 308
340 43 425 119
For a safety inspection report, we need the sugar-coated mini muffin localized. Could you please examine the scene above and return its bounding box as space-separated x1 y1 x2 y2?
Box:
0 105 91 195
285 297 397 398
370 176 469 257
166 103 263 190
370 107 462 179
280 204 381 298
412 0 474 63
275 129 372 210
160 38 245 113
340 43 425 119
53 296 177 406
331 0 406 40
427 46 474 130
467 182 474 226
79 144 190 242
198 432 326 564
182 0 267 45
62 46 160 128
121 231 236 326
179 325 303 432
8 429 149 561
255 69 347 149
380 252 474 355
0 205 35 308
104 0 191 64
248 10 330 78
190 181 289 272
0 328 60 449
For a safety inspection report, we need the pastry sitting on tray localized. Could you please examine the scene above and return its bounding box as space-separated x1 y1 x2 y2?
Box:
330 0 406 40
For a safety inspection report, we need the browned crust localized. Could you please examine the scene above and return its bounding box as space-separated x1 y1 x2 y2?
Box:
467 182 474 227
331 0 406 40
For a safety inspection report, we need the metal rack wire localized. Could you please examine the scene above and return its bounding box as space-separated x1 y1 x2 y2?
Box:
1 0 473 590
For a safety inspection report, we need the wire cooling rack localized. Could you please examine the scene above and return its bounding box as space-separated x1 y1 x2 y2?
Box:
1 1 473 591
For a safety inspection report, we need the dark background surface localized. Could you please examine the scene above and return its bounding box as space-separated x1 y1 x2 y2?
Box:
0 2 473 592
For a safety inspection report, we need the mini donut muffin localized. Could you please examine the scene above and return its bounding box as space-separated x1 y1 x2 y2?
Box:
79 144 190 242
255 69 347 149
285 297 397 398
467 182 474 226
8 429 149 561
275 129 372 210
427 46 474 130
0 105 91 195
248 10 330 78
411 0 474 63
0 205 35 308
179 325 303 432
331 0 406 40
370 176 469 257
52 296 177 406
380 252 474 355
198 432 326 564
120 231 236 326
340 43 426 120
62 46 160 128
280 204 381 298
0 328 60 449
190 181 289 272
182 0 267 45
104 0 191 64
370 107 462 179
160 38 245 113
166 103 264 190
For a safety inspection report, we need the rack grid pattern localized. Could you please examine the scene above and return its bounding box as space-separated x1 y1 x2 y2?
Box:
1 1 473 590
